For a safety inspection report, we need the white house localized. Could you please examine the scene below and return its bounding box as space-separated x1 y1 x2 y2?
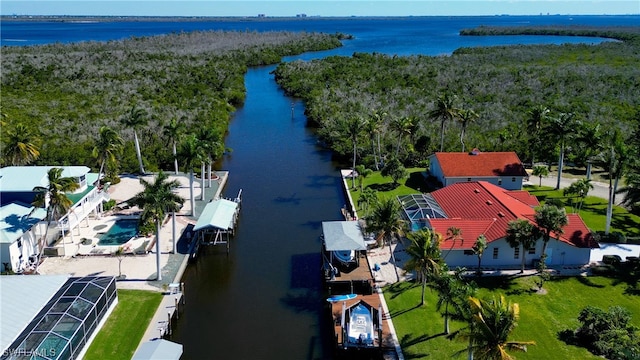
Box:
428 150 528 190
0 202 47 273
403 181 597 269
0 166 109 260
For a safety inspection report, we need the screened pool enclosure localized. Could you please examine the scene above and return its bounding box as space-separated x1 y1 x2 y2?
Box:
3 276 117 360
397 194 447 231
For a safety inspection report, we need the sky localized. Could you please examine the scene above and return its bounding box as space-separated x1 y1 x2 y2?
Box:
1 1 638 17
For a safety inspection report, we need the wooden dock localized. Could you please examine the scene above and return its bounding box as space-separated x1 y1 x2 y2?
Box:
328 293 398 356
324 251 375 295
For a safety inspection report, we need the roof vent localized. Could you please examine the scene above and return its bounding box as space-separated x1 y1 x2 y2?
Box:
498 212 505 217
474 188 480 194
486 200 493 205
469 148 481 155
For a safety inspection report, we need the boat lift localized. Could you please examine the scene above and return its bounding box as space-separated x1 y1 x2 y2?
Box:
192 190 242 254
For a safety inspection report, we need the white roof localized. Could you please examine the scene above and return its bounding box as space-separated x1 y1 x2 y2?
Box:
132 339 183 360
0 275 70 352
322 221 367 251
0 166 91 192
193 199 238 231
0 202 47 244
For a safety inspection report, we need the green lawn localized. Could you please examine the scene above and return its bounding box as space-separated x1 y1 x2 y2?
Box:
350 167 427 214
525 185 640 237
385 276 640 360
84 289 162 360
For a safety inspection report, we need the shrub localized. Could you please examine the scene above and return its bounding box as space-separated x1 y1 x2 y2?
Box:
103 199 117 211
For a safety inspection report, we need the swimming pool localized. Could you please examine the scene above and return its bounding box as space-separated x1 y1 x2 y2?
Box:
97 219 139 246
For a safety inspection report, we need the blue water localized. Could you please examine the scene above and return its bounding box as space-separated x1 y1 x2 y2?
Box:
97 219 138 246
3 16 639 56
5 15 637 359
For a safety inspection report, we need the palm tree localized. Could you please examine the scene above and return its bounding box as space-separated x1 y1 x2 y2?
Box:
576 122 604 180
31 168 80 272
403 228 443 306
429 93 459 152
617 172 640 212
390 116 413 157
444 226 463 260
177 134 206 217
92 126 124 187
338 116 368 189
526 105 550 165
531 165 549 187
163 117 186 175
547 112 577 190
120 106 149 174
368 109 386 170
435 267 472 334
357 187 378 218
458 108 479 152
597 130 632 234
505 219 538 273
456 295 535 360
563 178 593 214
129 171 184 281
368 197 406 282
534 204 568 263
472 234 488 276
3 123 41 165
197 125 224 190
355 164 372 193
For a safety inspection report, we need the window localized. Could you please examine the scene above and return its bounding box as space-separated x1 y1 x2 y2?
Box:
528 247 536 255
511 177 516 182
467 178 472 182
514 247 520 259
498 179 502 185
492 248 499 259
463 250 474 255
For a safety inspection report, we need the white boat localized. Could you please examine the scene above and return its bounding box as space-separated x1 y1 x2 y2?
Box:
333 249 355 264
340 301 382 349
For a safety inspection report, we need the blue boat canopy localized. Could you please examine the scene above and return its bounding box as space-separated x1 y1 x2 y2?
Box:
194 198 239 231
322 221 367 251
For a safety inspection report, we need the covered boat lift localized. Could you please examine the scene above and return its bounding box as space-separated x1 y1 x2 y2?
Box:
193 196 240 254
322 221 367 266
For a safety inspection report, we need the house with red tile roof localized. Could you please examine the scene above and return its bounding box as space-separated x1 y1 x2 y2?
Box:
428 150 528 190
409 181 598 269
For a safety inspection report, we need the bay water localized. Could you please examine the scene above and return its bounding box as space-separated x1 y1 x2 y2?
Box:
3 15 637 359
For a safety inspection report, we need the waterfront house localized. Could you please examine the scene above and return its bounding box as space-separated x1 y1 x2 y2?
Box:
401 181 597 269
0 166 109 260
0 202 47 273
428 150 528 190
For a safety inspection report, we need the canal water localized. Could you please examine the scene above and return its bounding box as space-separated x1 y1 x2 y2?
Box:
172 61 346 359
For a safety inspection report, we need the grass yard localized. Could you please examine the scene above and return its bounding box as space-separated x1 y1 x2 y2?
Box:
385 275 640 360
350 167 428 214
526 185 640 237
83 289 162 360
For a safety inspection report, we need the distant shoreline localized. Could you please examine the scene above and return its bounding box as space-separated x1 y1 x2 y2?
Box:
2 14 637 23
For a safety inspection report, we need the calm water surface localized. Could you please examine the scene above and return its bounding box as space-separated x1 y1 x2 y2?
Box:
4 16 638 359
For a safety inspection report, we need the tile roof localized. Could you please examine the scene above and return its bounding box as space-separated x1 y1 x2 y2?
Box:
432 151 528 177
428 181 595 249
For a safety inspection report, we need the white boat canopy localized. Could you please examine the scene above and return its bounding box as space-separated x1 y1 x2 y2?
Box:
322 221 367 251
132 339 183 360
194 198 239 231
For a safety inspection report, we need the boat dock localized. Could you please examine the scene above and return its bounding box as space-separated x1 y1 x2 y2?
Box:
328 293 401 359
139 283 185 342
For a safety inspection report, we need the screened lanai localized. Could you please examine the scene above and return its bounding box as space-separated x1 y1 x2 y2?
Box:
397 194 447 231
2 276 117 360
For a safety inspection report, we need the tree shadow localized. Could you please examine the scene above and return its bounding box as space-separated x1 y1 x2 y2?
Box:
574 275 606 288
389 303 422 318
399 332 448 359
369 182 399 192
404 171 430 193
473 275 519 291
